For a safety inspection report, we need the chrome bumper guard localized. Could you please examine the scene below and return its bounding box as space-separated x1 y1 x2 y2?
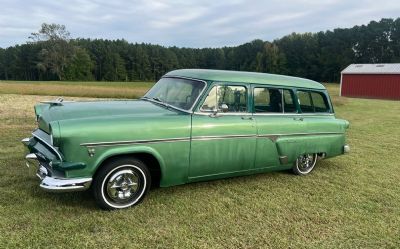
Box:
343 144 350 153
23 138 92 193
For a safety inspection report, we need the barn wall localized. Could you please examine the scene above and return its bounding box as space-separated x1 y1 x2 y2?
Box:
341 74 400 100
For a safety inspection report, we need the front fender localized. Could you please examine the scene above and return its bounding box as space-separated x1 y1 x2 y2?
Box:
92 146 166 177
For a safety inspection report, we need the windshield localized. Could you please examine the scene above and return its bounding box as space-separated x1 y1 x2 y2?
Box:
143 77 206 110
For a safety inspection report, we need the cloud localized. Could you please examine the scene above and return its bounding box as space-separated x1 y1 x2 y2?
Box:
0 0 399 48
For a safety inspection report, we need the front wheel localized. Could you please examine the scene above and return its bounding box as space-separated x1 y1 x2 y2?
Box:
293 153 318 175
92 157 151 210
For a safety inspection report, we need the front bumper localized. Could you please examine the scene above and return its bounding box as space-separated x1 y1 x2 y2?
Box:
23 138 92 193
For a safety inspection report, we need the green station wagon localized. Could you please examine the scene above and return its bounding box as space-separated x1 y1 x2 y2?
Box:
22 69 350 210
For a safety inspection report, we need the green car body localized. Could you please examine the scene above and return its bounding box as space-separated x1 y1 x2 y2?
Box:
23 69 350 209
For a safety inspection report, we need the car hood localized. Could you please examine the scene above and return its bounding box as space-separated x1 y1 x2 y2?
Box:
35 100 178 133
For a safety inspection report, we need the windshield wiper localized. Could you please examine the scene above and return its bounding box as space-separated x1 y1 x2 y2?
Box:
142 96 174 110
152 97 163 102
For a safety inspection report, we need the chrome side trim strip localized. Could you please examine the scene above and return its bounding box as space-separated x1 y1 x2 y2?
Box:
258 132 343 138
32 132 63 160
80 132 344 147
80 137 191 147
192 134 256 141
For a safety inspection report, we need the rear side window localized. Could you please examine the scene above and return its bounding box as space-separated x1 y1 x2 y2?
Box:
297 90 330 113
253 87 296 113
254 88 282 113
311 92 330 112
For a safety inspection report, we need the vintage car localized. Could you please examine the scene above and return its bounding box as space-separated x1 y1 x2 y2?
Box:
22 69 350 209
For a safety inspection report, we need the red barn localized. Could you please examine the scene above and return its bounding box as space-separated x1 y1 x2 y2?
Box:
340 64 400 100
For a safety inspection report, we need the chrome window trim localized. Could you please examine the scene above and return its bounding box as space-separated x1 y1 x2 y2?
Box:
193 111 253 116
80 132 344 147
193 112 334 116
252 113 335 116
32 130 63 160
142 76 208 114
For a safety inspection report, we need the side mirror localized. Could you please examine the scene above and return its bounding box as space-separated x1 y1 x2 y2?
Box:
209 104 228 118
220 104 229 112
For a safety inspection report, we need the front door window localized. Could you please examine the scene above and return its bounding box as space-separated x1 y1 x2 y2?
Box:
201 85 248 112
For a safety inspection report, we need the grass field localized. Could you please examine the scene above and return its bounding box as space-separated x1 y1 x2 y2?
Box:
0 82 399 248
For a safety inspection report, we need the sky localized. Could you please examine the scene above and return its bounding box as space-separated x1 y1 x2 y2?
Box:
1 0 400 48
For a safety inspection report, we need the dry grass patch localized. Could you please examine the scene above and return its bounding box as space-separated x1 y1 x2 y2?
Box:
0 81 154 99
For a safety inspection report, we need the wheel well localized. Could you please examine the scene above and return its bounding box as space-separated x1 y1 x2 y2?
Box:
96 153 162 187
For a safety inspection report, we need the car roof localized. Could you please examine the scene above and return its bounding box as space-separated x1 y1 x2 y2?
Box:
165 69 325 90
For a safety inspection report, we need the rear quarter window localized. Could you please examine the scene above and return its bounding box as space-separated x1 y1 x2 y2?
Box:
297 90 330 113
310 92 330 112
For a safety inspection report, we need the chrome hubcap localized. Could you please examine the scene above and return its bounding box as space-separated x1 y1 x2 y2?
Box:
297 154 316 172
106 169 139 202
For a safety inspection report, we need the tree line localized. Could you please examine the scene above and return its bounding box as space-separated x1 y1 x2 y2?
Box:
0 18 399 83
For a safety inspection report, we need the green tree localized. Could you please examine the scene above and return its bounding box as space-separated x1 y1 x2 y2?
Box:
64 47 94 80
102 52 126 81
30 23 74 80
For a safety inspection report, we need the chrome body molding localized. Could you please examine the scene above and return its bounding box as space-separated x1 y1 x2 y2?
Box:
81 137 191 147
259 132 344 142
80 132 345 147
192 134 256 141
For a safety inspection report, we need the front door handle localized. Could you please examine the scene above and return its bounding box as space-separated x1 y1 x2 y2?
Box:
293 117 304 121
241 116 254 120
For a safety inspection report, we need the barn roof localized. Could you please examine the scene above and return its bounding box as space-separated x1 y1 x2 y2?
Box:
341 63 400 74
165 69 325 89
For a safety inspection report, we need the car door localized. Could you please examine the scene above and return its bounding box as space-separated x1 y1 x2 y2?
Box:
296 89 345 156
253 86 307 168
189 83 257 180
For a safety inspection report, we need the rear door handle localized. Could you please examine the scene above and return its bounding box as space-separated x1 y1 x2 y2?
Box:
293 117 304 121
241 116 254 120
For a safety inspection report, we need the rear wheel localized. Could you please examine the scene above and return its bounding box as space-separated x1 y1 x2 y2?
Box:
92 157 151 210
293 153 318 175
